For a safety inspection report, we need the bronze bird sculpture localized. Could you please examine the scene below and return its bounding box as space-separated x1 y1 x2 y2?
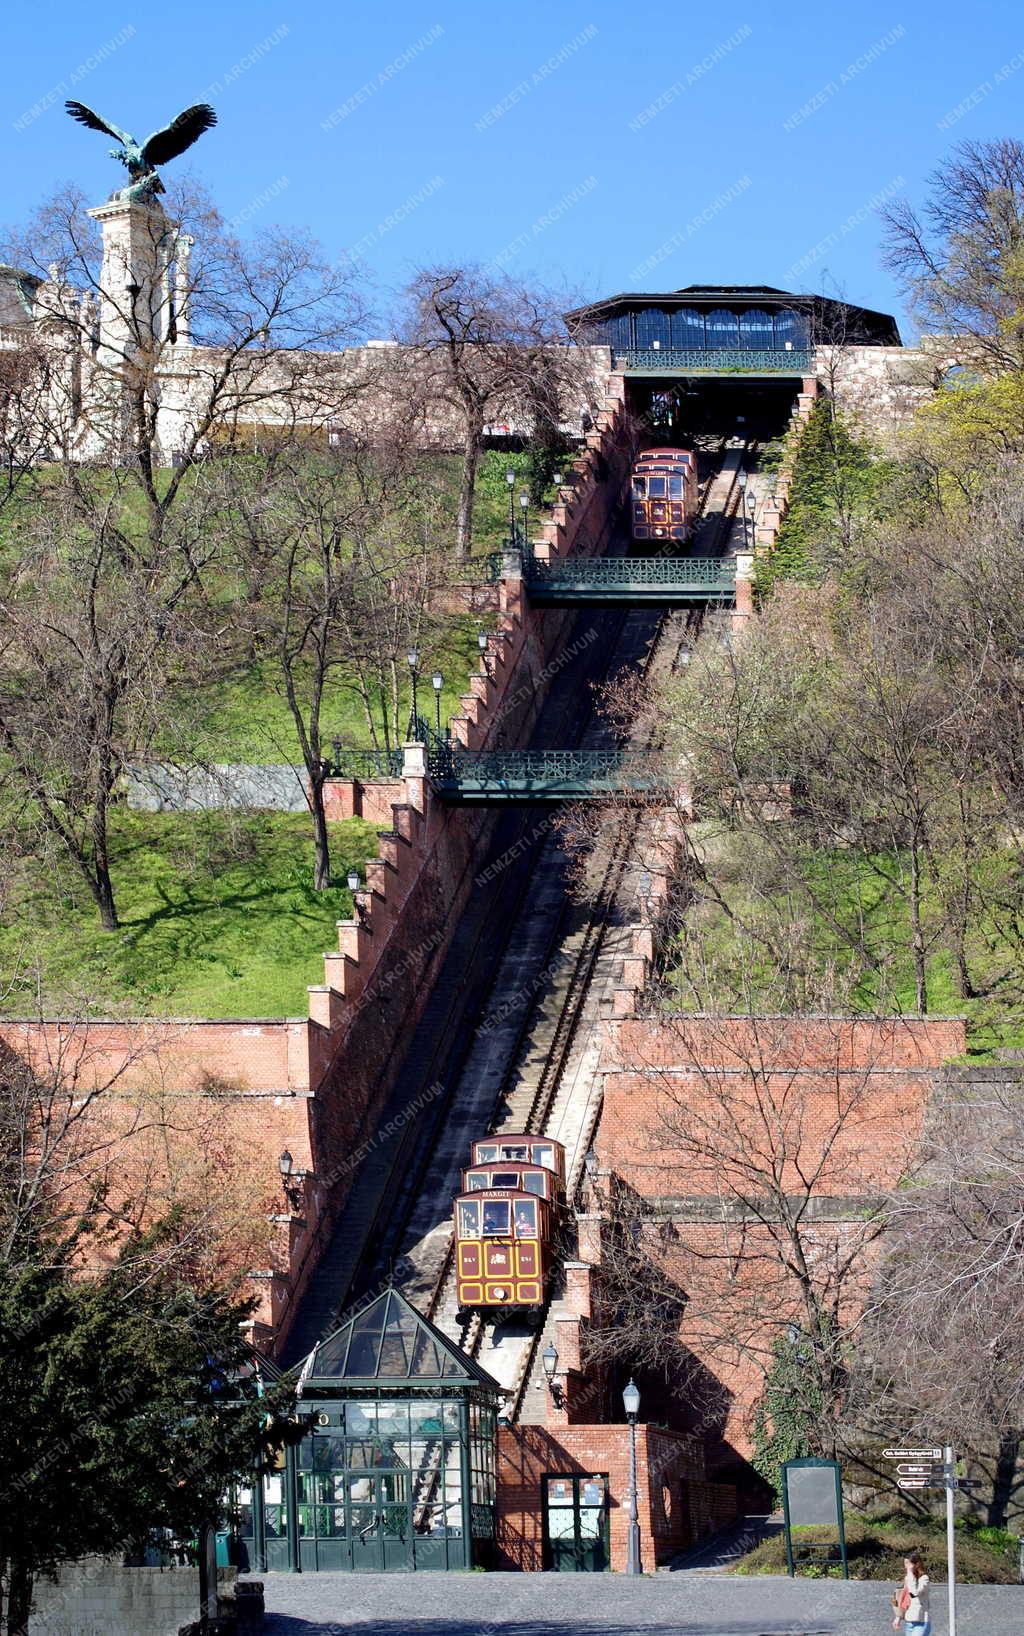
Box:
65 101 217 202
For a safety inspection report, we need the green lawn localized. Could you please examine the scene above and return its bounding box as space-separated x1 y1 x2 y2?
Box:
181 619 482 764
664 832 1024 1058
0 811 381 1019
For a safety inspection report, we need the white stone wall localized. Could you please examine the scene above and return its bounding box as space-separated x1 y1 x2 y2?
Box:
819 343 935 443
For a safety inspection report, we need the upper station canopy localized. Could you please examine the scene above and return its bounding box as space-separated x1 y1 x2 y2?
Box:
565 285 900 375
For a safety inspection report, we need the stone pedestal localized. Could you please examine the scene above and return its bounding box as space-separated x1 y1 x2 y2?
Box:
87 196 175 363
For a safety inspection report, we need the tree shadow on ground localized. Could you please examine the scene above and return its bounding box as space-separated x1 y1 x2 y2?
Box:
263 1620 839 1636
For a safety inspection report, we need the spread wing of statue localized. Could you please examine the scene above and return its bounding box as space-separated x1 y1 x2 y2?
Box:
65 101 217 202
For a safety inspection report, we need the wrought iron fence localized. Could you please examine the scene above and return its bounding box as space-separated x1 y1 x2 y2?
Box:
328 744 404 779
525 556 735 588
428 745 632 788
614 347 815 374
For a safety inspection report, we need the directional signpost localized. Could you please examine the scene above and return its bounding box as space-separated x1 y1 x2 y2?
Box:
882 1444 961 1636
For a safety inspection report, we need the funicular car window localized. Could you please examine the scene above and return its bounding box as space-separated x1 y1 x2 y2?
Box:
492 1170 519 1189
513 1199 537 1236
458 1200 480 1236
500 1145 529 1160
632 476 646 497
476 1144 498 1161
482 1199 510 1236
648 477 666 497
533 1144 554 1169
523 1173 546 1196
467 1172 488 1190
669 476 683 496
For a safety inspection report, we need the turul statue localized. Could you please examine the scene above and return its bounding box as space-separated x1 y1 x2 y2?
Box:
65 101 217 203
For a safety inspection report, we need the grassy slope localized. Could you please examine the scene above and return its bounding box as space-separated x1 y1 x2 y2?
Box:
665 834 1023 1058
1 451 546 1018
183 621 482 763
2 811 381 1019
735 1514 1018 1583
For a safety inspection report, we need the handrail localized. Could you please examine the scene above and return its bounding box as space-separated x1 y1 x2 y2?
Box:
328 743 403 779
526 556 735 588
615 346 815 374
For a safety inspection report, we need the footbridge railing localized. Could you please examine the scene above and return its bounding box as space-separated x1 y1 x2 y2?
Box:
614 346 816 376
426 745 659 802
524 553 735 604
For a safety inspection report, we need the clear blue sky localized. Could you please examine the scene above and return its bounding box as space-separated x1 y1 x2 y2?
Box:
3 0 1023 339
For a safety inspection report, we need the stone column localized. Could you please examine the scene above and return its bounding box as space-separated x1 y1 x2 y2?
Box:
172 234 194 344
732 550 755 632
87 195 174 365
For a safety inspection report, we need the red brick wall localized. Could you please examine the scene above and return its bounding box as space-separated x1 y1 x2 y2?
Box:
496 1420 732 1572
592 1013 965 1476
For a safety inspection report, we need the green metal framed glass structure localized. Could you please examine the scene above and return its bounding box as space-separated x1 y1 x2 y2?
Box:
230 1289 502 1573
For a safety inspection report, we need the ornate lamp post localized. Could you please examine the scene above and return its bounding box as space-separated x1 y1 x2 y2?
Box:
477 628 491 681
506 467 517 541
278 1149 302 1212
623 1377 642 1575
346 867 367 927
519 491 529 550
542 1341 564 1408
431 671 444 738
406 647 419 738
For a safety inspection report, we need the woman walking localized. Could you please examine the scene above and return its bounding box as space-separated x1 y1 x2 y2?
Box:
892 1550 931 1636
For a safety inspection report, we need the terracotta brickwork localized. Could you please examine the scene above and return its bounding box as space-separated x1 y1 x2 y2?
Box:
496 1421 732 1572
590 1012 965 1477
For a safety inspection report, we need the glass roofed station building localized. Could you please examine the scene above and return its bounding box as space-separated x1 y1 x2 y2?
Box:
234 1290 502 1574
566 285 904 441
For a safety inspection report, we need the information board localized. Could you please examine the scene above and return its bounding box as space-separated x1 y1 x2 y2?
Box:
780 1457 849 1579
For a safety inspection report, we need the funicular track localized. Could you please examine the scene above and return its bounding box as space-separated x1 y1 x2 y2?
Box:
285 438 751 1426
401 438 753 1419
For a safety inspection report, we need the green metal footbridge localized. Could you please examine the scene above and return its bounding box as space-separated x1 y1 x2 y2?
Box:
427 746 656 804
524 552 735 606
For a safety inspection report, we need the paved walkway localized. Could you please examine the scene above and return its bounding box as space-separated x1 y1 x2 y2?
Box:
253 1570 1024 1635
669 1513 783 1572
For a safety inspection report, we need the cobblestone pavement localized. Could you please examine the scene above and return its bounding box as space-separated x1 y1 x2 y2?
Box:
252 1571 1024 1635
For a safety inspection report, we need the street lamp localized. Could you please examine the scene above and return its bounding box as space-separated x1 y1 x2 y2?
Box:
542 1341 564 1408
278 1149 302 1211
477 628 492 680
406 647 419 738
623 1377 642 1575
519 491 529 548
431 671 444 738
506 467 516 539
347 867 368 928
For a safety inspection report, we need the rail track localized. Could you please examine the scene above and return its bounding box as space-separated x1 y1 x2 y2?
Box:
284 438 753 1412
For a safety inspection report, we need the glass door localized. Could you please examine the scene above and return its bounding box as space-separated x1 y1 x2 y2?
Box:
543 1474 609 1571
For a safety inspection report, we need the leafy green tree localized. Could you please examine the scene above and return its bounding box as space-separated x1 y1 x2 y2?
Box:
0 1242 280 1635
752 1328 832 1502
757 400 887 591
0 1041 289 1636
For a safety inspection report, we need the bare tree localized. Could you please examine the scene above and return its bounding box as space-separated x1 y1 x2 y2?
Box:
0 186 368 929
881 139 1024 370
585 1014 919 1476
231 435 454 888
852 1077 1024 1525
402 265 585 557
